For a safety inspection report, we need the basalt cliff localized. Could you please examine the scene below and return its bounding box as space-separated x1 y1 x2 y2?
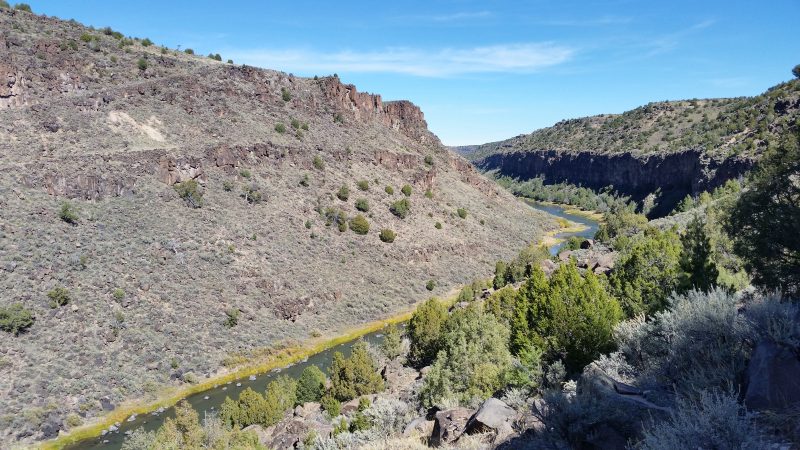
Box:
470 79 800 215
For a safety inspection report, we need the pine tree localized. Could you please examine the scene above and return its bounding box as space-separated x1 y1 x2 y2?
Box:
296 366 326 405
407 297 447 367
680 214 719 291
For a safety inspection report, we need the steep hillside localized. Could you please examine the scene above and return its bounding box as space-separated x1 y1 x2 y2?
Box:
471 77 800 215
0 8 555 446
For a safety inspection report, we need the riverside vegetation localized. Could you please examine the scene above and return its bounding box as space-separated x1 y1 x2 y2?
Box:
120 130 799 448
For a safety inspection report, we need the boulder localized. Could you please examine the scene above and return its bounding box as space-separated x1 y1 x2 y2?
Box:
403 416 435 437
464 398 516 443
266 418 309 449
558 250 573 262
539 259 558 276
580 239 594 249
294 402 321 418
745 340 800 411
430 407 473 447
465 397 515 433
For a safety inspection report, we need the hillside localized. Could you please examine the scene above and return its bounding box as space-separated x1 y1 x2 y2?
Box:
0 8 556 446
470 77 800 215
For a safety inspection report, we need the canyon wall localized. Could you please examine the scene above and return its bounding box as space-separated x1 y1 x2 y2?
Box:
475 149 754 216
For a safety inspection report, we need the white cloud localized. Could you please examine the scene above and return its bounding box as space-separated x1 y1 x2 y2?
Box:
227 43 574 77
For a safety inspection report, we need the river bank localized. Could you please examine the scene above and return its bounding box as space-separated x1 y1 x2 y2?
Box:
40 203 597 450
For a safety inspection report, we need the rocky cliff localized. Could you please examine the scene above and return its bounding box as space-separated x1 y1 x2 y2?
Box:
471 77 799 214
476 149 754 216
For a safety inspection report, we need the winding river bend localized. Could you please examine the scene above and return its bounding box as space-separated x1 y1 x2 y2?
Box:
68 202 598 450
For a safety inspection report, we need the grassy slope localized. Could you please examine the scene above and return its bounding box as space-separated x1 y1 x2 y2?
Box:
469 79 800 160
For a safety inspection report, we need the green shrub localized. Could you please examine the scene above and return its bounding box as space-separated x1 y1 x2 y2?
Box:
379 229 396 243
381 324 403 359
424 155 434 166
47 287 71 308
424 189 433 199
227 59 233 64
336 185 349 201
79 33 93 43
389 198 410 219
312 155 324 170
435 222 442 229
13 3 31 12
296 366 326 405
320 394 341 417
174 180 203 208
184 48 194 55
323 207 348 229
350 214 370 235
456 208 467 219
357 180 369 191
299 174 310 187
355 198 369 212
281 87 292 102
141 38 153 47
426 280 436 291
385 185 394 195
137 58 148 70
333 113 344 123
59 201 79 224
208 53 222 61
224 309 240 328
511 263 622 372
608 227 682 316
290 118 301 129
112 288 125 301
274 123 286 133
0 304 34 335
241 183 263 204
329 340 384 401
401 184 412 196
239 169 251 179
301 122 309 131
408 298 447 367
222 180 234 191
420 305 513 408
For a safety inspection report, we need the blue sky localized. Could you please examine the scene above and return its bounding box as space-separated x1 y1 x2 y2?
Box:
29 0 800 145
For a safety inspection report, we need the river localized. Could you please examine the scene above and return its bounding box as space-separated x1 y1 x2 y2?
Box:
68 202 597 450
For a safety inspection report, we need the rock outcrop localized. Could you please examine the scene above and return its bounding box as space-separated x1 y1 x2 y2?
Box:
476 149 753 216
744 339 800 412
430 407 474 447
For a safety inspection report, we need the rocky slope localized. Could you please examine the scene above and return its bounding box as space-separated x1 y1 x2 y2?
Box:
0 8 555 446
469 77 800 215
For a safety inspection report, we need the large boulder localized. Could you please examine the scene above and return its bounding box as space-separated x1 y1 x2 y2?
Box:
745 339 800 411
430 407 473 447
403 416 435 438
464 397 516 442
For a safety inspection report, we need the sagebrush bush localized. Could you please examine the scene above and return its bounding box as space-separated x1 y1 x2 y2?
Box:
275 123 287 133
59 201 79 224
350 215 370 235
745 292 800 347
614 288 750 394
379 228 396 243
401 184 412 196
0 304 34 335
281 87 292 102
389 198 410 219
357 180 369 191
384 185 394 195
456 208 467 219
313 155 325 170
636 390 765 450
355 198 369 212
174 180 203 208
337 185 349 201
47 287 70 308
137 58 147 70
